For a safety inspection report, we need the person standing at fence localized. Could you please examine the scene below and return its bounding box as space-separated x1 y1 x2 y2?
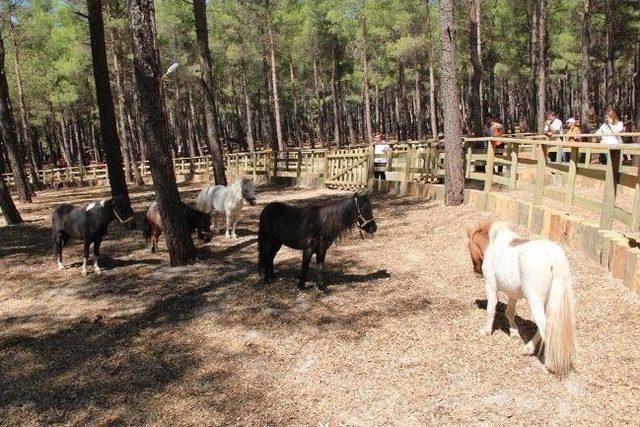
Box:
565 118 586 163
544 111 565 162
485 115 504 174
373 132 389 180
595 110 624 165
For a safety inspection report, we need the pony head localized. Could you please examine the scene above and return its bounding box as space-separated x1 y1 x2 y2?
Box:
466 220 492 277
354 190 377 235
241 177 257 206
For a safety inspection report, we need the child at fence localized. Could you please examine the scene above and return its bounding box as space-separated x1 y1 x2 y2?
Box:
595 110 624 165
565 118 586 164
544 111 566 162
485 115 504 174
373 132 389 180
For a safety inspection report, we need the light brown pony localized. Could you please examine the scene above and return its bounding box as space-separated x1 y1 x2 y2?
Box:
143 202 212 253
466 220 492 277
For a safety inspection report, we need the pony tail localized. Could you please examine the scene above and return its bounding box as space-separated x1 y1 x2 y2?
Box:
544 252 576 378
138 211 152 242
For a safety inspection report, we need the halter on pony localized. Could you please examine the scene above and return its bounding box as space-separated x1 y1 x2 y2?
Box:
113 208 135 224
354 195 374 235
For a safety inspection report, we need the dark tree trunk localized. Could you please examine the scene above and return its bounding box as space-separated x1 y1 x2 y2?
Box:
604 0 614 109
241 65 255 153
86 0 133 216
129 0 196 266
536 0 547 132
0 154 22 224
331 49 341 148
0 31 31 203
438 0 464 205
415 63 424 140
580 0 591 131
529 3 538 131
9 21 41 189
265 1 283 150
193 0 227 185
361 18 373 145
468 0 483 136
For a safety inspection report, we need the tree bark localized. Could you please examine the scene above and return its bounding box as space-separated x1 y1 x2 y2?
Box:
529 3 538 131
265 1 284 150
86 0 133 216
536 0 547 132
129 0 196 265
604 0 614 109
580 0 591 131
428 56 438 139
438 0 464 205
331 49 341 147
468 0 483 136
0 152 22 224
241 64 255 153
9 21 41 189
0 31 31 203
193 0 227 185
415 63 423 140
360 16 373 145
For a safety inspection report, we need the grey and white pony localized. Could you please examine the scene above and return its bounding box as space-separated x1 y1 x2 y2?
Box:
196 177 257 239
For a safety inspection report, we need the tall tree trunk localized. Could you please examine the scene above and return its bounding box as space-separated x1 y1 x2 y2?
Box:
9 21 41 189
331 49 341 147
536 0 547 132
580 0 591 131
468 0 483 136
361 18 373 145
187 90 201 156
313 59 324 146
241 65 255 153
0 153 22 224
529 3 538 131
130 0 196 265
265 1 284 150
415 64 424 140
428 56 438 139
604 0 614 109
438 0 464 206
86 0 134 216
0 31 31 203
193 0 227 185
111 27 141 185
288 56 300 146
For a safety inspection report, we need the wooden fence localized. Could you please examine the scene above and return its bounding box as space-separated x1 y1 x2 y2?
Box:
6 133 640 233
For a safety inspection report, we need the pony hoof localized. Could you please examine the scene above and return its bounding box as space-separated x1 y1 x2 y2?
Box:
298 284 309 291
318 286 330 293
478 327 492 336
81 269 88 276
509 328 520 339
522 342 536 355
95 268 102 275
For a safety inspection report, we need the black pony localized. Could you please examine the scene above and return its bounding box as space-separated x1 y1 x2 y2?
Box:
258 191 377 291
52 198 135 275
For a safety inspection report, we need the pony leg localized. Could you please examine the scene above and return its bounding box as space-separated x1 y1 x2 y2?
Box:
82 240 91 276
506 296 519 339
93 237 103 275
231 218 238 239
524 298 547 356
315 248 328 292
225 215 232 239
480 278 498 336
298 249 313 290
55 234 64 270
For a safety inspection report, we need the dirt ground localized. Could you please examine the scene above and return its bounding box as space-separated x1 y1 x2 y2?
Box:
1 184 639 426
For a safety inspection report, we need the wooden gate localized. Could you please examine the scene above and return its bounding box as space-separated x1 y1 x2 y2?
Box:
324 147 372 188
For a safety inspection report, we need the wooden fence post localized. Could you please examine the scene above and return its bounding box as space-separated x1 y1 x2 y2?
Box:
323 152 330 185
484 140 495 192
600 148 621 230
566 147 579 205
296 149 303 180
465 145 472 179
400 146 414 196
367 145 375 184
509 143 518 189
630 161 640 232
533 144 548 205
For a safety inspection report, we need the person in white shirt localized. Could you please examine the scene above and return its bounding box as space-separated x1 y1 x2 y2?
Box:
544 111 565 161
544 111 563 137
595 110 624 164
373 132 389 179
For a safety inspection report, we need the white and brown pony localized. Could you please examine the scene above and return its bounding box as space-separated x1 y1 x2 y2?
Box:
467 220 576 378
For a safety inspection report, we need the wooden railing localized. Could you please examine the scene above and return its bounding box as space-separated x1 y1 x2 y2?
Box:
6 133 640 233
464 133 640 231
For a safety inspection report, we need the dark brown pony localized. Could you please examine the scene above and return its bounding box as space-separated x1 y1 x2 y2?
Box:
143 202 212 253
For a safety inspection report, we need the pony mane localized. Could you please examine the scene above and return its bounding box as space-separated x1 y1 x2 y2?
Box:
466 219 493 276
317 196 356 241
